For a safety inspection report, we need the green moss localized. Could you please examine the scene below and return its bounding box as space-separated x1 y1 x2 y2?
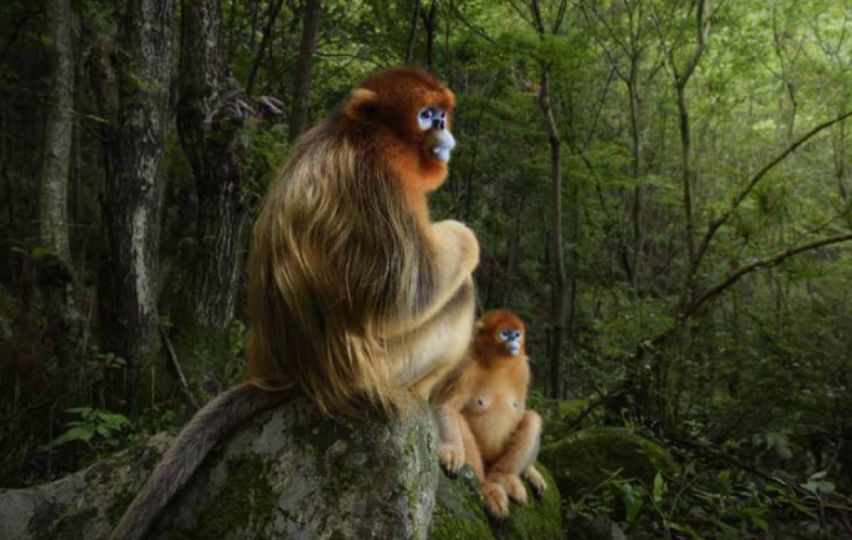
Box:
172 455 277 539
430 464 562 540
539 427 675 498
527 396 590 444
546 400 588 443
493 465 562 539
170 320 240 388
430 469 494 540
107 487 137 525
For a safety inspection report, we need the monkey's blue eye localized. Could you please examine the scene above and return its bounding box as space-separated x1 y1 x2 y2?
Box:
499 330 510 340
418 108 437 130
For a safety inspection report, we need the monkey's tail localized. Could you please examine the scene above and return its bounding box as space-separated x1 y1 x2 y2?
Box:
109 381 292 540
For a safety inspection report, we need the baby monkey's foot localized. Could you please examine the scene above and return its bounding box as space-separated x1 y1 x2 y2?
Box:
481 481 510 520
488 471 528 505
522 465 548 499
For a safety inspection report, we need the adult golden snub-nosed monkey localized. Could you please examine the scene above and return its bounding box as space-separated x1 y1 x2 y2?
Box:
110 67 479 540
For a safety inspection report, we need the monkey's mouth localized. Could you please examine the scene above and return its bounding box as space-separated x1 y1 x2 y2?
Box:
429 130 456 163
507 343 521 356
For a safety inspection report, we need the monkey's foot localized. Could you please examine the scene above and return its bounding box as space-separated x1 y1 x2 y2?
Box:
488 471 528 505
438 443 465 478
481 481 510 520
522 465 547 499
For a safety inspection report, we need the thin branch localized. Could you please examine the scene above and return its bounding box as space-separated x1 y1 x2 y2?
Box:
448 2 496 44
687 110 852 283
160 326 199 409
683 232 852 319
404 0 422 64
246 0 285 95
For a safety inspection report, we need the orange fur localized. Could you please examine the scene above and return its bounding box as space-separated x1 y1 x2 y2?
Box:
437 310 547 519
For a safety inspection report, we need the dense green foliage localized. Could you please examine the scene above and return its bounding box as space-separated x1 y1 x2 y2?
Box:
1 0 851 537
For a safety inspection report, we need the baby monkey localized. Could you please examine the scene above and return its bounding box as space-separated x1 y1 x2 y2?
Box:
437 309 547 519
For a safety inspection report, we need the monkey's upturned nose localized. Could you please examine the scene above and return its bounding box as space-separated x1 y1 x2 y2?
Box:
432 118 445 130
431 129 456 163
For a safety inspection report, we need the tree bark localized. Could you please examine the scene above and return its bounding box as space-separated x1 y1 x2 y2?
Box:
93 0 175 411
38 0 74 264
421 3 437 71
627 58 642 286
288 0 322 142
177 0 252 332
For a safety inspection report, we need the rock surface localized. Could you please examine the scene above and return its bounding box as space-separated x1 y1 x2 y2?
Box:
429 464 562 539
0 397 439 540
539 427 675 498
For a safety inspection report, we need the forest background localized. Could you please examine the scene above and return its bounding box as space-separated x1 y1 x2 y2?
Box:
1 0 851 537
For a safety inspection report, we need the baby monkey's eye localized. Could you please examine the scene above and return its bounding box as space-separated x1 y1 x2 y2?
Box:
499 329 511 341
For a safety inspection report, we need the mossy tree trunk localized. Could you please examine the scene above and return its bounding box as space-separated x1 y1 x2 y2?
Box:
177 0 251 334
38 0 74 265
91 0 175 412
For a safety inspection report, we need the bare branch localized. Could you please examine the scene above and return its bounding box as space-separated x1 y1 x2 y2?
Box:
688 110 852 282
683 232 852 319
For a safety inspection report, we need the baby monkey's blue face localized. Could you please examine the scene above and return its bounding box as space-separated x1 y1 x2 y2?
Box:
498 327 524 356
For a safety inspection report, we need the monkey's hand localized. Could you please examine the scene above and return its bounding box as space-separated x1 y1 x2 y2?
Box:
438 442 465 478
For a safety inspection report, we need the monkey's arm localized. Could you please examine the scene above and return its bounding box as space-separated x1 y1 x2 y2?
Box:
385 220 479 338
434 364 475 476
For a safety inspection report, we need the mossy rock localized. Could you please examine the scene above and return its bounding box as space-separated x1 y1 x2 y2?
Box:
0 398 439 539
429 463 562 539
539 427 675 500
545 400 588 444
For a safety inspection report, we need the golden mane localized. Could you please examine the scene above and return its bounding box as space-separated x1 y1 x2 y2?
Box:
246 115 436 416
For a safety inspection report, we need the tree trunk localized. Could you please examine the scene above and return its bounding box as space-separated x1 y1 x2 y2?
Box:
405 0 423 65
627 59 641 286
676 81 696 303
94 0 175 411
245 0 285 95
421 3 437 71
538 67 566 399
177 0 252 332
288 0 322 142
38 0 74 264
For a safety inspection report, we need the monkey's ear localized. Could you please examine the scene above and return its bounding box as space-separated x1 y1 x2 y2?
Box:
343 88 379 120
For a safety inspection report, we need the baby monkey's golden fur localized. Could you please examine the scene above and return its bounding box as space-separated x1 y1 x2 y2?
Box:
111 67 478 540
437 310 547 520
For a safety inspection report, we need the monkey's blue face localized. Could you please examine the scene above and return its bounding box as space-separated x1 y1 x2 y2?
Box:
418 106 455 163
498 328 524 356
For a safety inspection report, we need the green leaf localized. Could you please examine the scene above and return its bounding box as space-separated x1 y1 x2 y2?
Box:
621 482 644 524
652 472 666 504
